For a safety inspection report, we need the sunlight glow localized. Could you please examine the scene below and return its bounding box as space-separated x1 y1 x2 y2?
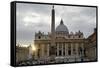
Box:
22 44 29 47
32 45 36 51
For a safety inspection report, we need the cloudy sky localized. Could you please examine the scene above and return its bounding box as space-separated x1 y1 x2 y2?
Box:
16 3 96 46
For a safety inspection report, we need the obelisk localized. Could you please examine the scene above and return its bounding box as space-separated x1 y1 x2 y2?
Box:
50 5 56 57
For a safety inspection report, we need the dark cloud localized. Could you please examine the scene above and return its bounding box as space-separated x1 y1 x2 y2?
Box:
16 3 96 45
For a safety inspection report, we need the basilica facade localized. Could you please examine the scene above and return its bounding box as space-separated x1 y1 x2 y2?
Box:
33 6 97 63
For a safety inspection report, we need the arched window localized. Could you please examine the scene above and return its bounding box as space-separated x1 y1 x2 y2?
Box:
79 35 81 38
38 36 41 39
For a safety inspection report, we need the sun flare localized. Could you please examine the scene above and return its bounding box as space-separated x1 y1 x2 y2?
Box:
32 45 36 51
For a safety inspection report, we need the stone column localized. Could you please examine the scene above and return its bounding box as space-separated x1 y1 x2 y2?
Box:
47 44 49 57
75 43 79 57
81 43 84 57
62 43 64 56
65 43 68 56
71 43 73 56
64 43 66 56
65 43 66 56
41 44 44 58
57 43 59 56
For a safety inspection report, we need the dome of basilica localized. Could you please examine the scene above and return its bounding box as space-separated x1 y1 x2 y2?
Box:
56 19 69 34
